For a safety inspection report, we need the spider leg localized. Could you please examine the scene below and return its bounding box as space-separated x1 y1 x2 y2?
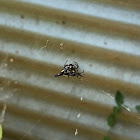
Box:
77 75 81 79
81 70 84 74
77 73 83 79
73 61 79 69
55 72 63 77
77 70 84 79
64 60 68 67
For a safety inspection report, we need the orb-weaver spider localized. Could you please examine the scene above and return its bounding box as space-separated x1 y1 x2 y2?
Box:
55 60 84 79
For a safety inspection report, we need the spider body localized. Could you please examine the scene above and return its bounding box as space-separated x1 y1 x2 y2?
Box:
55 61 84 79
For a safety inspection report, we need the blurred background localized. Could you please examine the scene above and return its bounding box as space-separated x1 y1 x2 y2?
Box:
0 0 140 140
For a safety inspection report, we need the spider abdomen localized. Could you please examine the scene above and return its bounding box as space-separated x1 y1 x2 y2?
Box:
55 61 84 79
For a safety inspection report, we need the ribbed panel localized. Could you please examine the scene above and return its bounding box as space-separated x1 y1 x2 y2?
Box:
0 0 140 140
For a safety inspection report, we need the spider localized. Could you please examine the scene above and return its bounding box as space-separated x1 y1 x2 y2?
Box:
55 60 84 79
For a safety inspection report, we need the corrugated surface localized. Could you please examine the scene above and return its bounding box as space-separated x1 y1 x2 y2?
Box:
0 0 140 140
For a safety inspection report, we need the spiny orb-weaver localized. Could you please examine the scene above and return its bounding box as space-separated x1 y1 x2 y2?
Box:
55 60 84 79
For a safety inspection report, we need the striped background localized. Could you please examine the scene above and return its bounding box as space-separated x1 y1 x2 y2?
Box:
0 0 140 140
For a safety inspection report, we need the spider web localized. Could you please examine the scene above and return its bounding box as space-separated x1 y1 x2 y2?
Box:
0 13 140 140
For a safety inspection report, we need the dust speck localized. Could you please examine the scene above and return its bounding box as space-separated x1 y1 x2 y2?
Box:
104 41 107 45
89 64 92 67
4 63 7 67
21 15 24 19
75 128 78 136
77 113 81 118
9 58 14 62
60 43 64 49
16 50 19 54
62 21 66 24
